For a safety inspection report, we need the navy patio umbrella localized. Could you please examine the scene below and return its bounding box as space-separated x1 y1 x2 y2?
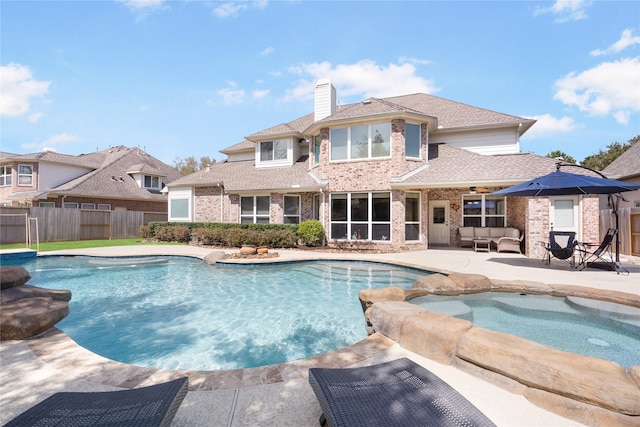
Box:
491 170 640 197
492 163 640 264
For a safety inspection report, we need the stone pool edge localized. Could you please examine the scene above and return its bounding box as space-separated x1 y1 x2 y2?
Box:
360 272 640 427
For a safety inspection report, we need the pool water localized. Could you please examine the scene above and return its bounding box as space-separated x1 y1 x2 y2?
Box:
410 293 640 368
20 256 427 370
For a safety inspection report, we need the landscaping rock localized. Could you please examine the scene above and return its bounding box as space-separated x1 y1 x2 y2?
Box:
367 301 426 342
0 266 31 289
456 327 640 415
203 251 227 265
1 285 71 304
412 272 490 295
358 286 405 312
1 297 70 340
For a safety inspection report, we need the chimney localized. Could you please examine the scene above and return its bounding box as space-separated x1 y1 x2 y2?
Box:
314 78 336 122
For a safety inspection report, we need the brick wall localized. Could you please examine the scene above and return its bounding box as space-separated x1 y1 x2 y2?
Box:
194 186 225 222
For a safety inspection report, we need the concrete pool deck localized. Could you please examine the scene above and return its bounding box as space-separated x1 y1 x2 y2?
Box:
1 245 639 426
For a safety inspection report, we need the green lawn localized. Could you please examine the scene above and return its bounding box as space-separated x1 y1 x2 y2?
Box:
0 239 184 252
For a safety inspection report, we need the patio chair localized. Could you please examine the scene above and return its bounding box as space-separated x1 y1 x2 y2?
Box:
542 231 577 266
3 377 188 427
576 228 627 274
308 357 496 427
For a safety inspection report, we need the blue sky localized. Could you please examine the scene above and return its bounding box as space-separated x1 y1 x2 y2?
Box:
1 0 639 167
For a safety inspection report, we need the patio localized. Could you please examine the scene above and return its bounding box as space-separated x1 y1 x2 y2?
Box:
1 246 638 426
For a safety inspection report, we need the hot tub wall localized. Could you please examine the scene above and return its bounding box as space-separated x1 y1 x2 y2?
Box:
361 276 640 427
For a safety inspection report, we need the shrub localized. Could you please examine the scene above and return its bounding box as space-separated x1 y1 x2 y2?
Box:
258 229 297 248
154 226 190 243
297 220 325 246
225 228 258 247
139 225 153 239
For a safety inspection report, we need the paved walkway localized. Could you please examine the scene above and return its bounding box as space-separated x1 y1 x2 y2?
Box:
1 245 638 426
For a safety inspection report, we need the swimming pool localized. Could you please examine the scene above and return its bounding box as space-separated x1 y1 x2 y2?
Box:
410 292 640 368
21 256 427 370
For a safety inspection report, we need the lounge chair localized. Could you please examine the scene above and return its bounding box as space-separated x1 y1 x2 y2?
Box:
541 231 577 266
3 377 188 427
576 228 627 274
308 358 496 427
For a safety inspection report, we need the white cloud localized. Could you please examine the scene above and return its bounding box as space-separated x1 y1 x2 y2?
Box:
252 89 269 99
212 1 267 18
285 60 438 102
535 0 589 23
399 56 431 66
217 82 245 104
521 114 577 139
260 47 274 57
118 0 167 20
0 63 50 118
553 57 640 124
590 29 640 56
21 132 80 152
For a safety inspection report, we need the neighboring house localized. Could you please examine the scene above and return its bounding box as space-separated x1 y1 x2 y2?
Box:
602 142 640 209
166 79 600 257
0 145 182 212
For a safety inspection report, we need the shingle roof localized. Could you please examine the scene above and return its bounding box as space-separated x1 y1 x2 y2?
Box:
393 144 566 188
219 140 255 154
602 142 640 179
168 156 325 192
1 149 107 169
45 147 183 200
240 93 533 144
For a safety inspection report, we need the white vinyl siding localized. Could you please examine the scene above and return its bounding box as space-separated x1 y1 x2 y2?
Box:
38 163 93 190
430 128 519 155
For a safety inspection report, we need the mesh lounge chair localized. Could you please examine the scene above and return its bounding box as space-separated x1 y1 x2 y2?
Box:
308 358 496 427
576 228 627 274
542 231 577 266
3 377 188 427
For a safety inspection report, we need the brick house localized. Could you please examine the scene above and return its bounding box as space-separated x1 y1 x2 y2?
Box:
0 145 182 212
166 79 600 257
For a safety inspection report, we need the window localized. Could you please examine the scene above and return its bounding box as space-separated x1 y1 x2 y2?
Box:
405 123 421 158
0 166 12 186
240 196 270 223
330 123 391 161
39 202 55 208
98 204 111 211
314 135 321 165
284 195 300 224
63 202 79 209
144 175 160 189
462 195 505 227
330 192 391 241
81 203 96 210
260 140 288 162
18 164 33 186
170 199 189 219
405 192 420 241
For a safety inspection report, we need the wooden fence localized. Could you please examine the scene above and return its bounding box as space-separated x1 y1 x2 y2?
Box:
0 207 167 244
599 207 640 256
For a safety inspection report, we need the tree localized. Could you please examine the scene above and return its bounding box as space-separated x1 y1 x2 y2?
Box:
581 134 639 171
546 150 577 164
173 155 216 175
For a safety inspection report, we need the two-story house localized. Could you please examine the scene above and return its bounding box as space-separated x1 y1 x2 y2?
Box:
0 145 182 212
166 79 600 257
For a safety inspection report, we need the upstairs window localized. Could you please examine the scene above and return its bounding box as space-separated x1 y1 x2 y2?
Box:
260 140 288 162
330 123 391 161
0 166 11 186
144 175 160 189
405 123 421 158
18 164 33 186
314 135 321 165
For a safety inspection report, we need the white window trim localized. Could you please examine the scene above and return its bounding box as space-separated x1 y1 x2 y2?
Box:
330 192 392 241
330 123 392 162
256 139 292 168
81 203 96 210
63 202 79 209
462 194 507 227
405 123 422 159
0 166 12 186
18 164 33 186
98 204 111 211
143 175 161 189
284 195 301 224
39 202 55 208
405 192 421 241
240 195 271 223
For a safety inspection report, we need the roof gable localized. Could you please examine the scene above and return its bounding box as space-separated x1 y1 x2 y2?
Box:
602 142 640 179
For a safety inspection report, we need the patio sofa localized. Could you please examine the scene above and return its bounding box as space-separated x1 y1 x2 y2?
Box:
458 226 523 253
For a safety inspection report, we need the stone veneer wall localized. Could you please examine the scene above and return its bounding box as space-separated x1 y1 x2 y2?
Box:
359 274 640 427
